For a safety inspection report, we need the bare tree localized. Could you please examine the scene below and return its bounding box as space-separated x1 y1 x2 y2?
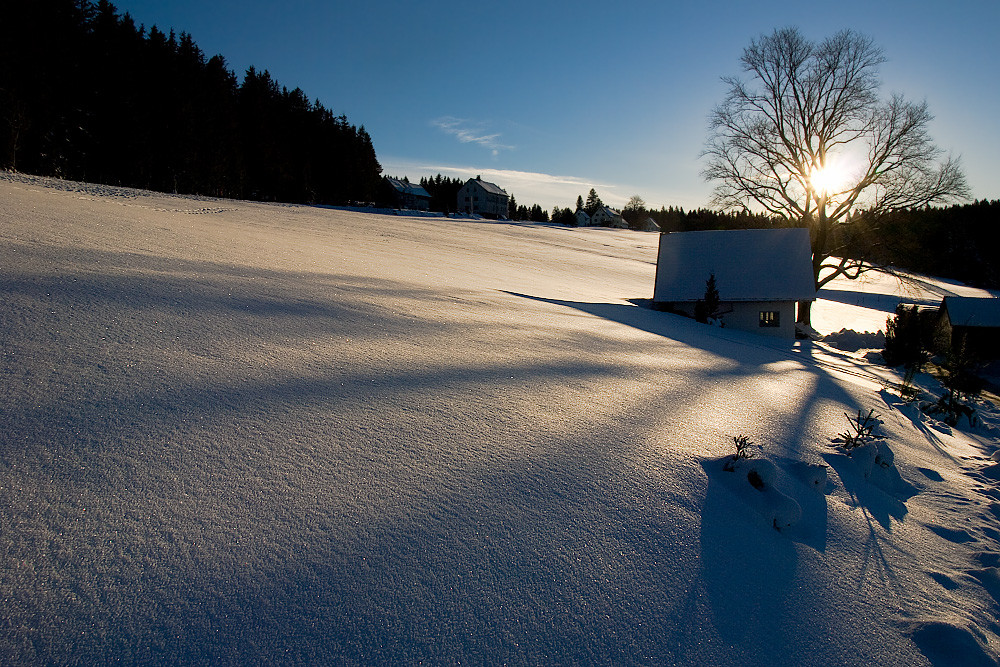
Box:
622 194 647 226
703 27 968 324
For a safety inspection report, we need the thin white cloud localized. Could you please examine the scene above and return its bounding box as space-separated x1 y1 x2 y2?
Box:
432 117 514 155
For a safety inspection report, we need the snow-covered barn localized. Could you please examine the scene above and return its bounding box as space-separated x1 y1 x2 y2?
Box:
652 228 816 338
938 296 1000 359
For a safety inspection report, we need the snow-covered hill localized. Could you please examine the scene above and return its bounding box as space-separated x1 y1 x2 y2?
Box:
2 173 998 665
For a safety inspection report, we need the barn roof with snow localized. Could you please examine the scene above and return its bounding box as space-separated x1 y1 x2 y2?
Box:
386 177 431 199
940 296 1000 328
653 228 816 303
471 178 507 196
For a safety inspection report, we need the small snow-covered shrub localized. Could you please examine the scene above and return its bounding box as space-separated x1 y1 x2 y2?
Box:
731 457 802 529
857 441 910 494
723 434 762 471
731 456 778 488
837 408 882 450
924 342 984 427
802 463 828 491
719 454 802 531
850 441 897 480
927 392 978 428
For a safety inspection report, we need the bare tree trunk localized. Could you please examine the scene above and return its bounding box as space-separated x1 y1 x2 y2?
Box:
797 299 812 326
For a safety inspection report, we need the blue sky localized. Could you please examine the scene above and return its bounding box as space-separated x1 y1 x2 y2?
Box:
110 0 999 212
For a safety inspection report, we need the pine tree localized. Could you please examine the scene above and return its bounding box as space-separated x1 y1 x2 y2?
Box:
585 188 603 215
695 273 721 323
0 1 383 204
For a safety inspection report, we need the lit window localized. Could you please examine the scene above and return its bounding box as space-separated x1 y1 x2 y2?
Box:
759 311 780 327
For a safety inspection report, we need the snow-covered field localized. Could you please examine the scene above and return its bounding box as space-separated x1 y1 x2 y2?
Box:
2 173 999 665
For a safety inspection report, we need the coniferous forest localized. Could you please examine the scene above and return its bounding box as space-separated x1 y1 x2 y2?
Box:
0 0 383 204
839 200 1000 290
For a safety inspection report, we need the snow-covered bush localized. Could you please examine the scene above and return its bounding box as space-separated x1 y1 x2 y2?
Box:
927 392 978 428
852 440 909 493
727 456 801 530
924 342 984 427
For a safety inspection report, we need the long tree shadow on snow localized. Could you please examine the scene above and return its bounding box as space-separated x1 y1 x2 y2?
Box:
816 286 942 314
504 292 805 365
504 292 923 631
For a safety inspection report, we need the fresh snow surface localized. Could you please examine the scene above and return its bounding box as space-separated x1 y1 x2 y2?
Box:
2 173 999 665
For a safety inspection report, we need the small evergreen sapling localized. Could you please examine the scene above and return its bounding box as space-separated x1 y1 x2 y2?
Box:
695 273 722 324
837 408 881 450
897 364 921 402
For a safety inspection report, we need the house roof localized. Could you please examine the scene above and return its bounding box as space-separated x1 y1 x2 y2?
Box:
469 178 508 196
386 177 430 198
942 296 1000 328
654 228 816 303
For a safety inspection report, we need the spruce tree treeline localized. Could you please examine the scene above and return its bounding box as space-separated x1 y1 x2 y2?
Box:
418 175 465 214
0 0 382 204
839 200 1000 289
556 187 998 290
555 188 787 232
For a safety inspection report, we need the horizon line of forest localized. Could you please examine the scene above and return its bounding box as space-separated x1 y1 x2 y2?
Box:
2 1 997 289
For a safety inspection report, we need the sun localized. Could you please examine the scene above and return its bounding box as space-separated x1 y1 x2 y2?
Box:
808 162 848 196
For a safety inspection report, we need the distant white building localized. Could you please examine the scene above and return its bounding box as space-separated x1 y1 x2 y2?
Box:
575 209 592 227
457 177 509 219
652 228 816 338
386 177 431 211
590 206 627 228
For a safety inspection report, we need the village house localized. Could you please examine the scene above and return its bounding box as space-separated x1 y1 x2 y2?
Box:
652 228 816 339
385 177 431 211
457 177 509 219
639 216 660 232
575 209 592 227
590 206 627 228
937 296 1000 360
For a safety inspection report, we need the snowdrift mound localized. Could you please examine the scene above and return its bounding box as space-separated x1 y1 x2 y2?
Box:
821 328 885 352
